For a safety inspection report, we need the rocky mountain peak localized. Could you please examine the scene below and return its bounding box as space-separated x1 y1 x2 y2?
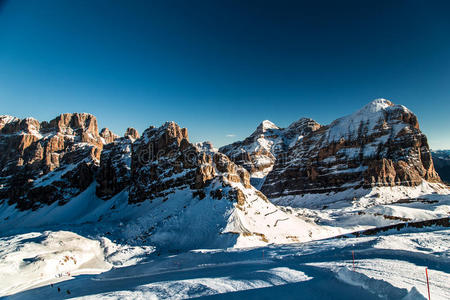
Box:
0 112 106 210
327 99 418 143
254 120 279 134
195 141 217 154
0 115 18 126
124 127 140 140
288 117 320 130
43 113 100 136
163 121 189 140
139 121 189 155
261 99 441 199
0 116 41 135
21 117 41 133
285 117 321 139
219 117 321 184
0 115 19 132
100 128 119 144
359 98 394 113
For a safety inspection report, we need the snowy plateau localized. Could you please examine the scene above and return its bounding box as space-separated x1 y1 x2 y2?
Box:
0 99 449 299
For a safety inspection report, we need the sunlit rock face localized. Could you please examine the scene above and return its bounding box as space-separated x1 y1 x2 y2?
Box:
0 113 103 210
100 128 119 144
0 99 442 212
128 121 251 204
260 99 441 199
219 118 321 186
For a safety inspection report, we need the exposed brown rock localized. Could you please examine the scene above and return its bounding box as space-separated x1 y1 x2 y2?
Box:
125 127 140 140
2 99 441 213
96 136 133 199
261 99 441 199
100 128 119 144
129 122 252 204
0 113 103 210
220 118 321 181
43 113 99 136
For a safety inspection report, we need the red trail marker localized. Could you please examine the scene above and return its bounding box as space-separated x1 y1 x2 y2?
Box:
425 267 431 300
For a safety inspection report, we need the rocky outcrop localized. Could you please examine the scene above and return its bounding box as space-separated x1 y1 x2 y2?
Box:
101 121 324 248
219 118 321 188
96 135 133 199
129 122 251 203
261 99 441 199
195 141 217 154
95 121 252 203
100 128 119 144
125 127 139 140
0 113 103 210
0 100 444 213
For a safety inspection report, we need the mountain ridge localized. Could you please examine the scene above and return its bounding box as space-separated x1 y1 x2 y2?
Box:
0 99 447 249
219 99 441 202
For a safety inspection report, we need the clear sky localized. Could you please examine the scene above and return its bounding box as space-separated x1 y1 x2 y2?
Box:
1 0 449 148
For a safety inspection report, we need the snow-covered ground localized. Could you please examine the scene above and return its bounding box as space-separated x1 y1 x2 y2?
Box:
0 231 111 297
1 226 448 299
1 181 448 298
273 181 450 232
0 181 344 250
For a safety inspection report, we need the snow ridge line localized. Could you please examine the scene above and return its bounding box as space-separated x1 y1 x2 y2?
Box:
335 217 449 239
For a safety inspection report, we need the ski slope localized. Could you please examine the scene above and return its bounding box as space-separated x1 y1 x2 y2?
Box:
2 226 449 299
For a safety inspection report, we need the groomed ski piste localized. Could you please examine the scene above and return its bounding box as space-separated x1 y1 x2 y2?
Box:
1 180 449 299
1 226 448 299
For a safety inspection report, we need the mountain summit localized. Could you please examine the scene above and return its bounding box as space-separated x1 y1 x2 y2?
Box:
0 99 446 249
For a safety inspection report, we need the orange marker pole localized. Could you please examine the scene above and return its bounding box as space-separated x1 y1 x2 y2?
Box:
425 268 431 300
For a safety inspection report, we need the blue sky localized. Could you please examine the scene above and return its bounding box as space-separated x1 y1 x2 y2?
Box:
1 0 449 148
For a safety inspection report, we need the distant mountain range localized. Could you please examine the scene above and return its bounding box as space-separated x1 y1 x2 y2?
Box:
431 150 450 183
0 99 448 249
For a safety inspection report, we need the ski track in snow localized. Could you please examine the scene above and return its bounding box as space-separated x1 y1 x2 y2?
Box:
2 227 449 299
0 180 449 299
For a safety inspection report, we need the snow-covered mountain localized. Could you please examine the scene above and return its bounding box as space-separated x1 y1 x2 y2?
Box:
220 99 442 203
219 118 321 188
0 113 106 210
261 99 441 201
1 100 449 298
0 100 446 241
0 120 339 251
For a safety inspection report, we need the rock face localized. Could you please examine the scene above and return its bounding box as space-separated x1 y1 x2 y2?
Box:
96 135 133 199
0 100 443 216
219 118 321 188
94 121 328 248
260 99 441 199
195 141 217 154
0 104 445 248
124 127 140 140
100 128 119 144
129 122 251 203
95 122 251 203
0 113 103 210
